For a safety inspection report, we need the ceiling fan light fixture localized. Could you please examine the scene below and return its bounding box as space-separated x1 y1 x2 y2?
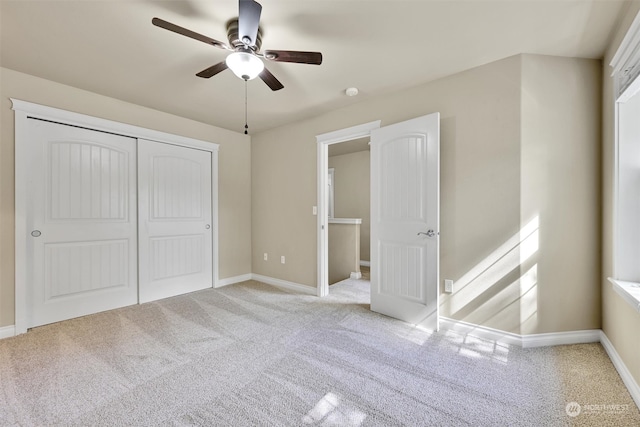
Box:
226 51 264 80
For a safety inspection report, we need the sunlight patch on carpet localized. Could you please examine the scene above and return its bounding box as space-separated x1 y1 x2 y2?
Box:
302 392 367 426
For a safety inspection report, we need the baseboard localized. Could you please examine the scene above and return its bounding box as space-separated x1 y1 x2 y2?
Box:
215 274 253 288
350 271 362 279
439 318 600 348
251 274 316 295
521 329 601 348
360 260 370 267
0 325 16 340
600 331 640 410
439 317 522 346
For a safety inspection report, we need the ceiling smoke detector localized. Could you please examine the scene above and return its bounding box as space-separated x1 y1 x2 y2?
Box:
345 87 359 97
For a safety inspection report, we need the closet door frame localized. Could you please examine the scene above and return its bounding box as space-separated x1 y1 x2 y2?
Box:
12 98 220 335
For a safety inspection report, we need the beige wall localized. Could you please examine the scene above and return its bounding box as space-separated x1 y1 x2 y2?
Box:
252 53 601 335
602 0 640 391
328 150 370 262
0 52 605 340
328 223 360 285
520 55 602 334
252 55 522 293
0 67 252 328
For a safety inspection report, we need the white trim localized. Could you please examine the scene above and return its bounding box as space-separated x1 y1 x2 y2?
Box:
10 99 220 152
350 272 362 280
360 260 370 267
600 331 640 410
439 317 523 346
611 9 640 99
13 108 29 335
617 71 640 103
439 318 600 348
608 278 640 312
521 329 601 348
328 218 362 225
251 274 316 295
317 141 329 297
316 120 381 298
613 99 620 279
610 8 640 74
316 121 382 145
11 98 220 335
211 148 220 290
0 325 16 340
215 274 252 288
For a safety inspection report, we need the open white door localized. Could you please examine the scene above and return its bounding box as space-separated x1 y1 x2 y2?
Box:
138 139 213 303
370 113 440 330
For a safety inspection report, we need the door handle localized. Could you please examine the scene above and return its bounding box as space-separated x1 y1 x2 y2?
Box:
205 224 211 230
31 230 41 237
417 229 436 238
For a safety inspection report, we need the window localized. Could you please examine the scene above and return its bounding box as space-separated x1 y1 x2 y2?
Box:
610 11 640 311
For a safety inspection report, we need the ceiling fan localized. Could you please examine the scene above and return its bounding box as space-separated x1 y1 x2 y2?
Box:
152 0 323 91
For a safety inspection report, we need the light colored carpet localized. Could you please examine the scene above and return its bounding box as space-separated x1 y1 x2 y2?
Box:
0 276 638 426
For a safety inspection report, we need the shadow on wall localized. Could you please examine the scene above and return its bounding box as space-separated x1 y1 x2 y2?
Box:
443 216 540 334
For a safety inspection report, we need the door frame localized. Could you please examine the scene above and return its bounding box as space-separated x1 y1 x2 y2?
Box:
11 98 220 335
315 120 381 297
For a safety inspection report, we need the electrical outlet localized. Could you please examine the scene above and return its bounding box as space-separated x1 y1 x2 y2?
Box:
444 279 454 293
313 206 317 215
281 256 285 264
263 253 268 261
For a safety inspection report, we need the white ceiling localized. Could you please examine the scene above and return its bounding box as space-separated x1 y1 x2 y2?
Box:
0 0 629 134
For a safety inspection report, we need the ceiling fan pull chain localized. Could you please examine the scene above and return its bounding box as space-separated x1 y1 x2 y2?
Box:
244 79 249 135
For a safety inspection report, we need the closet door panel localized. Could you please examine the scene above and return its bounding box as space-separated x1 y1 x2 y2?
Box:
26 119 138 328
138 139 213 303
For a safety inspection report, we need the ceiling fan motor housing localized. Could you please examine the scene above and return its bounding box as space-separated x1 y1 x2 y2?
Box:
226 18 262 51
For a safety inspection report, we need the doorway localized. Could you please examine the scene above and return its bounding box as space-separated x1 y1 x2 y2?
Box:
327 139 371 283
316 114 441 330
316 121 381 297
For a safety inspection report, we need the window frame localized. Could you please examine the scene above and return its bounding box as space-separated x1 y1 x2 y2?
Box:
609 10 640 312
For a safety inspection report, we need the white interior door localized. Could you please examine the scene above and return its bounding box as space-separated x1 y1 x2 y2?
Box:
26 119 138 328
370 113 440 330
138 139 213 303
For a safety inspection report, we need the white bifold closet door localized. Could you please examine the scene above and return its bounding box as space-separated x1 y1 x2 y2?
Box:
26 119 138 328
137 139 213 303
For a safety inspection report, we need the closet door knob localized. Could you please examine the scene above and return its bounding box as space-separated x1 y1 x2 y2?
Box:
205 224 211 229
31 230 42 237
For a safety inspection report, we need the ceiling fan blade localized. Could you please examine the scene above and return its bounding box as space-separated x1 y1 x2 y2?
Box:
263 50 322 65
152 17 228 50
259 68 284 91
238 0 262 47
196 62 229 78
